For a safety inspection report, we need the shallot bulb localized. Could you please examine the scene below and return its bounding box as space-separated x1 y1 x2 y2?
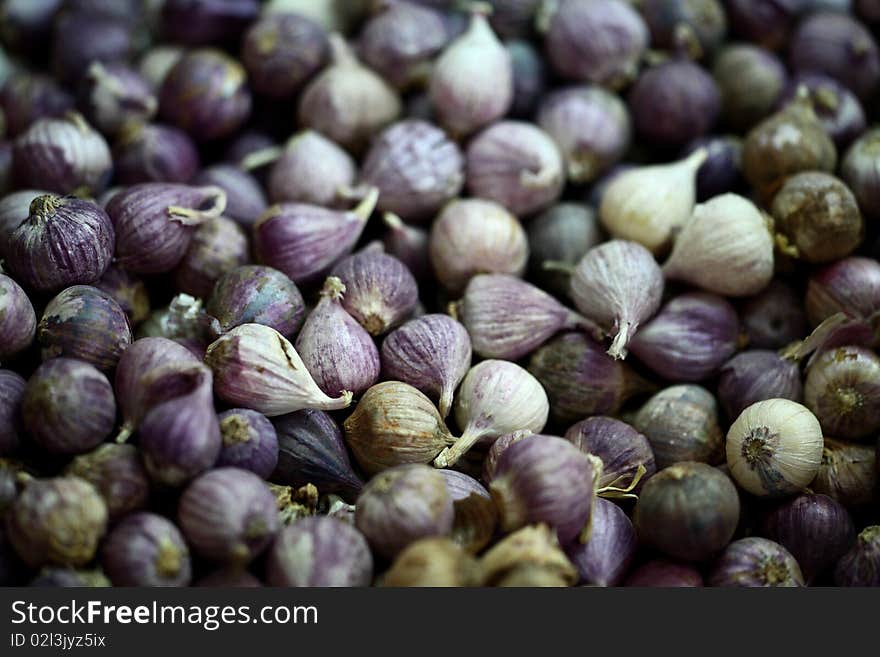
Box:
434 360 549 468
570 240 664 360
205 323 353 416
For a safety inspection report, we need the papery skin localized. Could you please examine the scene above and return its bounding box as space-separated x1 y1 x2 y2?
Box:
159 49 252 142
566 498 636 586
344 381 454 475
438 469 497 554
633 385 725 469
178 468 279 566
461 274 593 360
6 195 114 293
834 526 880 586
544 0 648 89
804 346 880 440
763 493 855 582
714 44 787 133
429 198 528 293
113 123 200 185
382 213 430 283
193 165 267 226
0 370 26 456
442 360 548 469
634 462 740 562
295 277 380 397
205 323 353 417
273 409 363 498
571 239 664 359
266 517 373 587
778 73 866 149
599 149 705 254
537 85 631 184
79 62 157 136
709 537 804 587
206 265 305 339
465 121 564 217
12 113 112 195
490 435 596 544
114 337 202 440
298 35 401 152
241 12 329 98
108 183 227 274
726 399 824 498
0 274 36 361
629 292 740 382
0 189 49 255
331 251 418 336
138 370 221 488
529 332 648 424
380 314 472 417
268 131 357 209
5 476 108 568
841 128 880 217
253 190 377 286
172 216 250 299
65 444 150 523
354 464 454 559
430 12 512 137
217 409 279 480
38 285 132 373
22 358 116 455
101 513 192 587
360 119 464 223
565 417 656 491
718 351 803 420
0 73 74 137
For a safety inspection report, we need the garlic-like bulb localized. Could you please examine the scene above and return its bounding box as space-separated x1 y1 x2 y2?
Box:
205 323 353 417
663 193 774 297
434 360 549 468
726 399 824 498
598 149 706 254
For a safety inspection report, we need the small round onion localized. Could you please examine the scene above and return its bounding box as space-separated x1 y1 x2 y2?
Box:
841 128 880 218
113 123 200 184
544 0 648 89
360 119 464 223
789 11 880 102
0 73 74 137
565 497 636 587
713 44 787 132
811 438 877 509
172 216 249 299
718 351 804 421
0 274 36 363
78 62 157 137
641 0 727 57
37 285 132 373
266 517 373 587
465 120 564 218
428 198 528 293
6 194 114 293
565 416 656 491
834 526 880 587
94 266 150 326
22 358 115 456
684 135 744 201
741 280 809 350
192 164 267 226
726 399 824 498
633 385 724 470
635 462 740 562
101 513 192 587
241 12 329 98
178 467 279 566
206 265 305 339
216 408 279 480
762 493 855 582
50 11 133 85
13 112 112 195
64 444 150 523
778 73 866 149
355 464 454 559
628 58 721 146
0 370 27 456
804 346 880 441
266 131 356 209
5 476 108 568
709 537 804 587
159 48 252 142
